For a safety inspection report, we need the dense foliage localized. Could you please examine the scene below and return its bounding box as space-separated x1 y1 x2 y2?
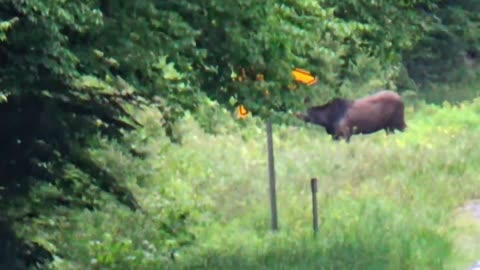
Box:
0 0 479 269
404 0 480 84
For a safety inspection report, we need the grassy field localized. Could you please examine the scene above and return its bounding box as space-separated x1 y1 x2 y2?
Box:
163 98 480 270
44 96 480 270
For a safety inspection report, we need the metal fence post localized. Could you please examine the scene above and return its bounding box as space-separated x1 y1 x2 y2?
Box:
311 178 319 234
266 121 278 231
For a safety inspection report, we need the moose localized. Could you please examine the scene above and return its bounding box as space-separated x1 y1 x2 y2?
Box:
295 90 407 142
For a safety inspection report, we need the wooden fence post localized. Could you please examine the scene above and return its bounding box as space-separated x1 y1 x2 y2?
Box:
266 121 278 231
311 178 319 234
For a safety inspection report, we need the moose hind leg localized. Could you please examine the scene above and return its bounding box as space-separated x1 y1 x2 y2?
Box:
392 105 407 132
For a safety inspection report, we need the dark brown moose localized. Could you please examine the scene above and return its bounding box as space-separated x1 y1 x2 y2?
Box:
295 90 407 142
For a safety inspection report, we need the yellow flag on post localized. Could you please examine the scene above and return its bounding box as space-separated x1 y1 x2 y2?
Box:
292 68 318 86
236 104 250 119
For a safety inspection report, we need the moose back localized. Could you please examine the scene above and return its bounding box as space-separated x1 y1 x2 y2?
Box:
295 90 407 142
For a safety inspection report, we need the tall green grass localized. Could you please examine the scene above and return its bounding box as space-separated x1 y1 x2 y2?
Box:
168 98 480 270
44 97 480 270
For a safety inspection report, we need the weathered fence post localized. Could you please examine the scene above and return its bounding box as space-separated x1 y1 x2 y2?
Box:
311 178 319 234
266 121 278 231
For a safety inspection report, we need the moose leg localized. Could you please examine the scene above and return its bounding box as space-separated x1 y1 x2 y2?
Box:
344 129 352 143
335 125 351 143
385 125 397 135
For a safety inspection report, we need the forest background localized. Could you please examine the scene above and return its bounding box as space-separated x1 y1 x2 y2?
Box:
1 0 480 269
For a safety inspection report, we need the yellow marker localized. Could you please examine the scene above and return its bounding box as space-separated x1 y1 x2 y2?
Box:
256 74 265 81
292 68 318 86
236 104 250 119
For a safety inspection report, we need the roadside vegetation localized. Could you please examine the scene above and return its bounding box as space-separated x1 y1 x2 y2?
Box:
0 1 479 269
